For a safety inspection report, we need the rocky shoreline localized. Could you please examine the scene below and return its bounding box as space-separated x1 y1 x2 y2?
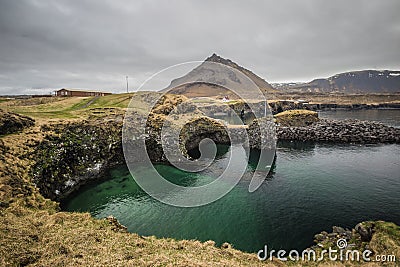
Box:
29 111 400 201
269 100 400 114
313 222 376 251
3 93 398 201
197 100 400 119
277 118 400 144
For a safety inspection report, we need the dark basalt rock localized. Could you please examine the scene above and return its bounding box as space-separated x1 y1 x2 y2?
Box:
31 120 124 200
312 221 376 251
355 222 375 242
276 119 400 144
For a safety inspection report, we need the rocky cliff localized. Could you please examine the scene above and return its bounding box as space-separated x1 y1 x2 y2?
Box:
31 120 124 200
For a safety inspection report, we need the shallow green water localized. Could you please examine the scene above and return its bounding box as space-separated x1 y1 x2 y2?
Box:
63 141 400 253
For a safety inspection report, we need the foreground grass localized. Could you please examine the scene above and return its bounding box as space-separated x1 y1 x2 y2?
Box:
0 94 399 266
1 206 277 267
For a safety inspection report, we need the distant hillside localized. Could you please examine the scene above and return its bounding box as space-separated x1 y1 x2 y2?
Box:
273 70 400 93
163 53 276 98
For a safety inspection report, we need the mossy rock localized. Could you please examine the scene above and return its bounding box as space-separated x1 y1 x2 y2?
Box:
31 120 123 200
274 109 319 127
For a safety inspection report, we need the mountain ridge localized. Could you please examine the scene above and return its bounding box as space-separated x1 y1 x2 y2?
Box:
273 70 400 93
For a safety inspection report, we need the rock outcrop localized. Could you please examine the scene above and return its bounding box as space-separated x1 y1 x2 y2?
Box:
312 221 386 252
277 119 400 144
180 117 230 152
274 109 319 127
32 120 124 200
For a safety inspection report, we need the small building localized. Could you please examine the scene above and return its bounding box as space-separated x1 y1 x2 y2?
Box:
221 96 230 102
55 88 112 97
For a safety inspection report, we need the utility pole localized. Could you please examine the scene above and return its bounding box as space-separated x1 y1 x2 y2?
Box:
264 100 267 117
126 76 129 93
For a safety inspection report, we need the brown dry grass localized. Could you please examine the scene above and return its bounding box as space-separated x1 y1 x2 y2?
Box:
274 110 319 127
0 94 399 266
0 206 283 267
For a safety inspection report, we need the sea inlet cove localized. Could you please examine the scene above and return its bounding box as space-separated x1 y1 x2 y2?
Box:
1 54 399 266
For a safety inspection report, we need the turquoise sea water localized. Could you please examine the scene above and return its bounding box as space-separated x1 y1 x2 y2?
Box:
63 110 400 253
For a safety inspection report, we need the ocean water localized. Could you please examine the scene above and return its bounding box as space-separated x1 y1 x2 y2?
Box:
62 110 400 252
319 109 400 128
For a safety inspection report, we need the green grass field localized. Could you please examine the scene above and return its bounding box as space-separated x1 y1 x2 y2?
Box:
0 93 136 119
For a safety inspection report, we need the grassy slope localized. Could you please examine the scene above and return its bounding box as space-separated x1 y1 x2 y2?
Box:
0 94 399 266
0 94 134 120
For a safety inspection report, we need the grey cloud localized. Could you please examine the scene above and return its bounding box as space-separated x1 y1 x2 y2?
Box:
0 0 399 94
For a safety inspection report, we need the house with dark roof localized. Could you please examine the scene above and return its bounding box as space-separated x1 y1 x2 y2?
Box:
55 88 112 97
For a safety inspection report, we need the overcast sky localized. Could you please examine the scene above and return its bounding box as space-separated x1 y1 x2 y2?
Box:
0 0 399 95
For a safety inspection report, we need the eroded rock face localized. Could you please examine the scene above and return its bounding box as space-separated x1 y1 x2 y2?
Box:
248 117 277 150
180 117 230 152
32 120 124 200
32 94 206 200
0 109 35 135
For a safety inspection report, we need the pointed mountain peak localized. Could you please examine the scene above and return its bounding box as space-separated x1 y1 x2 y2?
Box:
163 53 276 96
205 53 236 67
206 53 222 61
